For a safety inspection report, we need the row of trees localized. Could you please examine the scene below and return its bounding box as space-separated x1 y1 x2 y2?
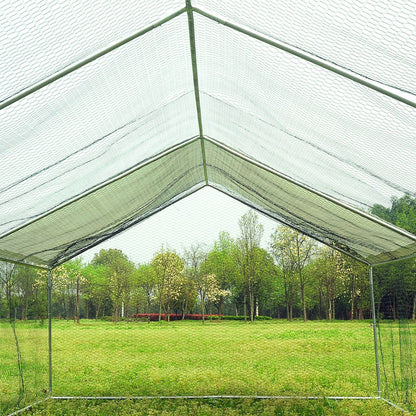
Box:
1 195 415 323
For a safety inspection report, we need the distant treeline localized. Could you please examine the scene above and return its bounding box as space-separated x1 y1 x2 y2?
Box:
1 195 415 322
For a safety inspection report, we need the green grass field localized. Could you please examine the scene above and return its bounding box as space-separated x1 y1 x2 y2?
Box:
0 319 410 415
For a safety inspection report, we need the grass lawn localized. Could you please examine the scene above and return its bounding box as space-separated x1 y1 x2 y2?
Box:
0 319 410 415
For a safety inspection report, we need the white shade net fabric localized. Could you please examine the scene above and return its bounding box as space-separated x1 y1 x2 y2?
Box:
0 0 415 268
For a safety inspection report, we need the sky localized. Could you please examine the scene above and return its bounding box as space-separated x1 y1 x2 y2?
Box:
78 186 280 265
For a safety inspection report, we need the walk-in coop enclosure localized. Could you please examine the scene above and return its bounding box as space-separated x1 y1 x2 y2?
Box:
1 0 416 414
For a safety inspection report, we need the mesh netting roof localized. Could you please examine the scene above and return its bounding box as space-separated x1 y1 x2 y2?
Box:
1 0 415 269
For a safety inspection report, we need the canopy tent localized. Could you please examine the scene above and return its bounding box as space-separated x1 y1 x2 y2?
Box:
1 0 416 269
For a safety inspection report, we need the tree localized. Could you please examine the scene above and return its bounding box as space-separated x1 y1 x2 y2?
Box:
91 249 135 322
251 247 277 317
337 255 369 320
14 265 37 320
235 211 264 322
46 264 72 320
371 194 416 320
151 247 185 322
270 226 314 320
134 263 156 319
82 263 110 319
172 275 196 319
372 194 416 234
184 244 209 322
293 232 315 321
203 273 230 320
270 228 297 321
315 247 337 320
63 259 85 324
202 233 237 320
0 261 16 319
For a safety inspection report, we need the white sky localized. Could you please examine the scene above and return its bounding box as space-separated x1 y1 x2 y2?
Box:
78 186 280 265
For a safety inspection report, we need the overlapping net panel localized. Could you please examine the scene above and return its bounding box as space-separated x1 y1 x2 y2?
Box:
193 11 416 210
0 139 205 268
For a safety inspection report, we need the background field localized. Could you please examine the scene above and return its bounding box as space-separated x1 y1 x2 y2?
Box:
0 319 408 415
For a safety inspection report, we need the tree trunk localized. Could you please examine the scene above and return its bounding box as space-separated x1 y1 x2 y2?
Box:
201 294 205 324
218 299 223 321
24 301 28 321
327 298 331 321
412 294 416 321
76 276 80 324
243 294 247 323
114 305 119 323
125 299 131 322
182 299 187 320
301 284 307 322
249 285 255 323
146 297 151 323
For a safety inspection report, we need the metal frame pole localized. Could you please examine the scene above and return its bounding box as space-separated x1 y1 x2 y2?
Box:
369 266 382 398
48 269 52 396
193 8 416 109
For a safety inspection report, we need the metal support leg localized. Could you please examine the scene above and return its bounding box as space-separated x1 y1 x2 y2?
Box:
48 270 52 396
369 266 382 398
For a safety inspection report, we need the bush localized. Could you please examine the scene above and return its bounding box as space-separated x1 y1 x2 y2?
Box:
131 313 221 321
130 314 272 322
220 315 273 321
100 316 127 322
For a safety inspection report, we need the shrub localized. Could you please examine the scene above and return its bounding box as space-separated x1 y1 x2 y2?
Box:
220 315 272 321
130 314 272 321
131 313 221 321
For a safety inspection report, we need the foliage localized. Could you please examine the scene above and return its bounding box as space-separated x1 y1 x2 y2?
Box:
235 211 265 322
151 247 187 321
91 249 135 322
270 226 316 321
184 243 209 321
372 193 416 234
371 194 416 320
202 232 237 320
